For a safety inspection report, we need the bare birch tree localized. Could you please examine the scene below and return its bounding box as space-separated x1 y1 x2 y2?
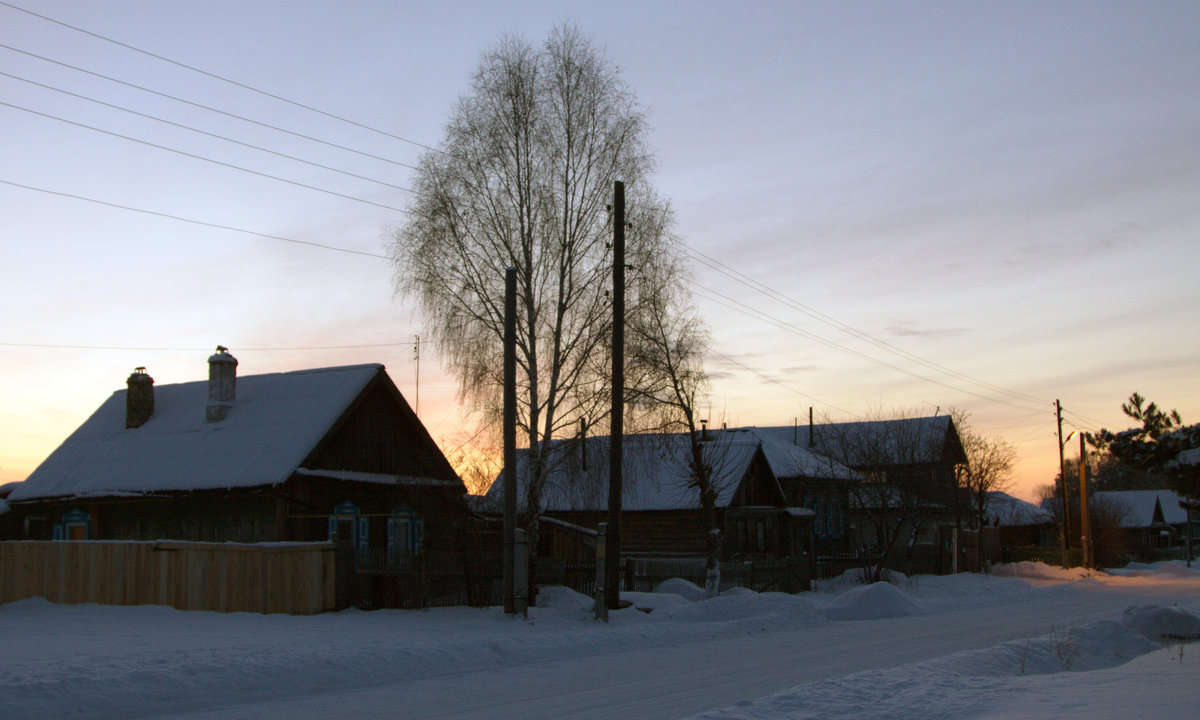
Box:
952 410 1017 572
391 25 686 566
624 256 720 593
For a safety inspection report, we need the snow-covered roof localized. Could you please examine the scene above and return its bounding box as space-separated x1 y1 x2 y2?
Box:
755 416 964 468
0 480 20 498
484 429 776 512
1174 447 1200 466
753 432 862 481
985 491 1053 526
12 364 384 502
1092 490 1188 528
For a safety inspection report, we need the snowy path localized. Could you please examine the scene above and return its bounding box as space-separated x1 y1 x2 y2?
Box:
142 572 1200 720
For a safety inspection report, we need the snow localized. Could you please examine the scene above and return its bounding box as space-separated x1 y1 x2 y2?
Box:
11 364 383 501
2 562 1199 719
822 579 921 620
985 491 1052 526
484 427 862 512
1092 489 1189 527
293 467 456 487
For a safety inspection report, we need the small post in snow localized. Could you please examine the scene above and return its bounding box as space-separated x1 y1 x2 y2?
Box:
594 522 609 622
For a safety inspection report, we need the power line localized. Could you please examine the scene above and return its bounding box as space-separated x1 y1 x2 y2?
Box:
0 43 421 170
0 342 410 351
0 179 391 259
1 70 417 195
690 280 1046 413
0 1 443 155
684 244 1048 407
707 348 860 419
0 100 411 214
0 9 1052 419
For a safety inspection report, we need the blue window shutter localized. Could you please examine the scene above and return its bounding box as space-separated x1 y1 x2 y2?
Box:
52 523 64 540
356 517 370 561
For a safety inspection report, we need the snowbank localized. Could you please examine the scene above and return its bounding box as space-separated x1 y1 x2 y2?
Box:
823 581 920 620
2 563 1199 720
991 561 1095 581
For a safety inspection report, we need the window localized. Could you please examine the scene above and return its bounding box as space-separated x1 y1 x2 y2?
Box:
53 508 89 541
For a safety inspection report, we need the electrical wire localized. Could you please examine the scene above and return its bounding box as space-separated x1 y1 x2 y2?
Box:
0 100 411 214
0 178 392 259
0 1 443 156
0 43 421 170
1 71 416 195
684 244 1048 407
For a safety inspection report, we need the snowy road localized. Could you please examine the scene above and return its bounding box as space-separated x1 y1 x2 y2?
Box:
145 571 1200 720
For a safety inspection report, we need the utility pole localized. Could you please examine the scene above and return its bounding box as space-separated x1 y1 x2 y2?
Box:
502 267 519 615
1078 432 1093 569
1056 400 1072 567
606 180 625 612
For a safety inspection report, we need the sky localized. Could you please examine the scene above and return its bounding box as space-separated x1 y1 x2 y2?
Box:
2 0 1198 500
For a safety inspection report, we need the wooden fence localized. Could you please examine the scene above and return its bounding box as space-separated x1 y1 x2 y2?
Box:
0 541 335 615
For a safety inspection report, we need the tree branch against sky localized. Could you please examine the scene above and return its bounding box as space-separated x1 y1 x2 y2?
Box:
390 24 692 547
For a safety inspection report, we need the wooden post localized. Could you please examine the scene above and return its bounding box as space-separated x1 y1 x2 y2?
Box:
503 266 518 615
513 528 528 616
594 522 608 622
1056 400 1072 568
1078 433 1093 569
606 181 624 610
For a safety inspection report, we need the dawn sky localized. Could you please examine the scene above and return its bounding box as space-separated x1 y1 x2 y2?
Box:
2 0 1197 498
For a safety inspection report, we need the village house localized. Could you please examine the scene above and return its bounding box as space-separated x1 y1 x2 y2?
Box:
755 416 968 571
1091 489 1197 559
6 349 467 561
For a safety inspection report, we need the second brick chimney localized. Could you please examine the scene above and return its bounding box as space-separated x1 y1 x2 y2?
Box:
206 346 237 423
125 367 154 428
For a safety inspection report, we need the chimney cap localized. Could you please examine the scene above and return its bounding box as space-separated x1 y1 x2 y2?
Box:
208 345 237 364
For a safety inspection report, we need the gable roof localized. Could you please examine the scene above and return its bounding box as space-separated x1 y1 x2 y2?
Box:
1092 489 1189 528
484 428 781 512
755 416 966 468
753 432 863 481
12 364 387 502
986 491 1053 526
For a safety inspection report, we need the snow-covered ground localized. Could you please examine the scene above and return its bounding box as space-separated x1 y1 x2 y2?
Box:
3 562 1199 720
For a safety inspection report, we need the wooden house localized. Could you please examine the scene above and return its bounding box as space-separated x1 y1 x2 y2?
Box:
1091 489 1196 558
757 416 968 572
8 350 467 560
483 428 831 562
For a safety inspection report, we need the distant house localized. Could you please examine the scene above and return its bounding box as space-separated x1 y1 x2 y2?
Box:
8 349 467 560
756 416 968 570
984 491 1054 548
1091 489 1197 555
483 428 832 562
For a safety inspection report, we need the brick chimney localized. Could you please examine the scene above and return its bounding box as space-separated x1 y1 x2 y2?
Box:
206 346 237 423
125 366 154 428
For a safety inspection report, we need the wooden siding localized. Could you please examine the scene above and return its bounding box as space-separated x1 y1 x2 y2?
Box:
0 540 334 614
303 372 460 484
545 510 711 555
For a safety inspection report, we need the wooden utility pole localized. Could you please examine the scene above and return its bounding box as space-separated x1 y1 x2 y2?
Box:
1078 432 1093 569
503 266 519 615
606 180 625 611
1056 400 1072 567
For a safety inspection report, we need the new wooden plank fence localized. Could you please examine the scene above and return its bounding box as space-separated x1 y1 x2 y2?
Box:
0 541 335 615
